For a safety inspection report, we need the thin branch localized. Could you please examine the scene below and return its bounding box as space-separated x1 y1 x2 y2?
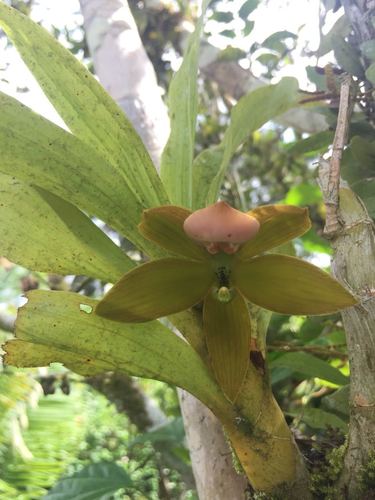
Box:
318 76 354 238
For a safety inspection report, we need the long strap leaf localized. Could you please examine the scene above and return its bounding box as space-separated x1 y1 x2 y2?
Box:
160 0 209 208
0 173 133 282
192 78 300 208
0 2 169 208
0 91 157 254
4 291 229 415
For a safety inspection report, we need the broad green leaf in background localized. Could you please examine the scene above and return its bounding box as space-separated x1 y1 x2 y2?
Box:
322 385 349 419
360 40 375 61
0 173 133 282
211 11 233 23
270 352 349 386
288 407 347 432
316 15 350 57
331 36 364 78
284 182 323 206
261 30 297 53
130 417 185 447
351 179 375 218
206 77 300 204
192 146 224 209
0 92 153 254
365 62 375 85
306 65 327 91
301 229 332 255
44 462 133 500
286 130 334 156
341 136 375 216
160 0 209 208
0 2 168 208
350 136 375 176
238 0 259 21
4 291 227 414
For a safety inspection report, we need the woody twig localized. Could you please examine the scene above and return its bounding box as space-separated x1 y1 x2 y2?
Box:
318 75 354 238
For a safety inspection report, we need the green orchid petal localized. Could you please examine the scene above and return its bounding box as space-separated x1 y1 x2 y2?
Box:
237 205 311 260
96 258 214 322
139 205 208 261
233 254 357 315
204 290 250 402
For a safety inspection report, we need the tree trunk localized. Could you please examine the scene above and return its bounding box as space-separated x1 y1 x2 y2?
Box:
318 2 375 497
79 0 170 169
332 185 375 498
79 1 250 497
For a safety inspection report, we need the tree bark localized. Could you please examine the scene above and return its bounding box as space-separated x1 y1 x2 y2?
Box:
318 3 375 497
79 1 250 497
332 185 375 498
179 391 248 500
79 0 170 169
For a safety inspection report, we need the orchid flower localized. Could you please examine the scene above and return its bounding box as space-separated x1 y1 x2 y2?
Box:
95 202 356 401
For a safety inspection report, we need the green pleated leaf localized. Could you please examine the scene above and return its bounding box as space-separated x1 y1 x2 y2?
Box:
332 36 364 78
366 62 375 85
4 291 226 412
160 0 209 207
237 205 311 260
270 352 349 386
96 259 214 322
322 385 349 418
0 174 133 282
207 77 299 203
287 408 347 432
284 184 323 206
316 15 350 57
233 254 357 315
204 290 250 402
286 130 334 156
0 2 168 208
139 206 208 261
192 146 223 210
0 91 152 253
44 463 133 500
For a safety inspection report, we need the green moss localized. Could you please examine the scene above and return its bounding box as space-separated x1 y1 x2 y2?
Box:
359 452 375 493
309 444 346 499
247 482 292 500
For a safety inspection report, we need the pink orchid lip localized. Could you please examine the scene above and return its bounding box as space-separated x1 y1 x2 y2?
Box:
183 201 260 254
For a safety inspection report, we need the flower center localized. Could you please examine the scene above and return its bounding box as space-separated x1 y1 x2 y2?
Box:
211 259 234 303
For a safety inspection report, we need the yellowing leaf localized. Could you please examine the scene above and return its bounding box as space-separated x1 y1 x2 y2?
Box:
0 91 153 253
96 259 214 322
204 290 250 402
4 291 227 413
233 254 357 315
160 0 210 207
0 174 133 282
0 3 168 208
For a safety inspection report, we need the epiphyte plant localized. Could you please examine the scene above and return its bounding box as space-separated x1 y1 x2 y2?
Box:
0 1 359 493
96 201 356 402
